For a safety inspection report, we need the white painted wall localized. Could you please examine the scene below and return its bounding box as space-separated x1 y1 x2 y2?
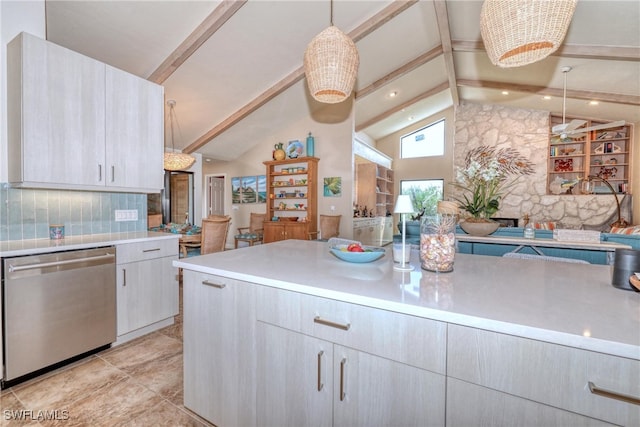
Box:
202 94 355 241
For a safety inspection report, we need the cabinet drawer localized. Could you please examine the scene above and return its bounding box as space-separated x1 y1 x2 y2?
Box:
116 238 178 263
447 324 640 426
256 286 446 374
447 378 615 426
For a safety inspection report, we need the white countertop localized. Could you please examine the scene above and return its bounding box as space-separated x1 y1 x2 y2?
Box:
0 231 179 257
175 239 640 360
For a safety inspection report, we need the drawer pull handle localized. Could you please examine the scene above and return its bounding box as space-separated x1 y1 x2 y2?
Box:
314 316 350 331
339 358 347 401
588 382 640 405
317 350 324 392
143 248 161 253
202 280 226 289
122 268 126 286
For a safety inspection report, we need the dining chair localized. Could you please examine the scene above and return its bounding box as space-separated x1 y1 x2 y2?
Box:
235 212 266 248
309 214 341 241
200 216 232 254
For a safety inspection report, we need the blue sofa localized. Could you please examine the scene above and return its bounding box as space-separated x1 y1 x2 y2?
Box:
393 222 640 265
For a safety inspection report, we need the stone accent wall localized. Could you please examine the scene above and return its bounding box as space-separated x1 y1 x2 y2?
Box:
453 103 629 230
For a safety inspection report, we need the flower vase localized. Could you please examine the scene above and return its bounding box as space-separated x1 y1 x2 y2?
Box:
420 215 456 273
459 220 500 236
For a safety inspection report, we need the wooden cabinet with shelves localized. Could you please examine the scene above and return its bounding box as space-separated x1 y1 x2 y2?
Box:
263 157 318 243
548 115 633 195
356 163 394 216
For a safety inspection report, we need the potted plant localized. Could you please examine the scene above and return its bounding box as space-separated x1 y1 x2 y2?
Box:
451 145 534 236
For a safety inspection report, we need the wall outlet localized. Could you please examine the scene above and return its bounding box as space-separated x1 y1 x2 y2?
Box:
115 209 138 222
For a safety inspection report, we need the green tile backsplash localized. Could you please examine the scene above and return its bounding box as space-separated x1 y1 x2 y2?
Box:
0 184 147 241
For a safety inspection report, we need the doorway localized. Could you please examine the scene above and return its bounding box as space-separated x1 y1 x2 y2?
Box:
206 175 225 217
161 171 195 225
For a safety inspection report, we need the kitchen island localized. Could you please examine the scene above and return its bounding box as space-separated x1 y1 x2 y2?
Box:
175 239 640 427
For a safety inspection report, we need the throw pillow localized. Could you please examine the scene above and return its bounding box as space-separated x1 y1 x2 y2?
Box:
532 221 557 230
609 225 640 235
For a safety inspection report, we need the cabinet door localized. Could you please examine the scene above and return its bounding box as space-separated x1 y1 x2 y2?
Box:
105 65 164 191
183 272 256 427
8 32 105 186
264 222 285 243
447 378 614 427
333 345 445 427
256 322 333 427
286 222 309 240
116 256 178 336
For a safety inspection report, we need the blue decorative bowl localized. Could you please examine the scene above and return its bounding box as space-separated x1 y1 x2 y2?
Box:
329 245 386 263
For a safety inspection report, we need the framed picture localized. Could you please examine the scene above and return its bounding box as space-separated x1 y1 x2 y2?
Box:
257 175 267 203
232 175 266 204
324 177 342 197
231 177 242 204
241 176 257 203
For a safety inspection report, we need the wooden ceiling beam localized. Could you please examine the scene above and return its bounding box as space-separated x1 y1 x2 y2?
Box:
184 0 418 154
452 40 640 61
147 0 247 84
433 0 459 106
355 81 449 132
457 79 640 106
355 45 443 100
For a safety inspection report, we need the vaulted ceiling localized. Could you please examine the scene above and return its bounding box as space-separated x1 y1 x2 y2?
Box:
44 0 640 161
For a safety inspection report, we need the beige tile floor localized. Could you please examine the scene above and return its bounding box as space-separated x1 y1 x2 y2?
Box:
0 283 214 427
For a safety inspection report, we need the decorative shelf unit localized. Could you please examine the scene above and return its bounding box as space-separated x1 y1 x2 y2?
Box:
263 157 318 243
356 163 394 216
548 115 633 195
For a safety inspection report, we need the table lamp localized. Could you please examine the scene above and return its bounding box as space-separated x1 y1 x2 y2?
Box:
394 195 415 272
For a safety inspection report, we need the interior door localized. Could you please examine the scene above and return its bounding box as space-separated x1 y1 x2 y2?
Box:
170 173 190 223
207 176 225 217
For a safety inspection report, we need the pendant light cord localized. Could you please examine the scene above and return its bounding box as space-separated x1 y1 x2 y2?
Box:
330 0 334 26
167 100 177 151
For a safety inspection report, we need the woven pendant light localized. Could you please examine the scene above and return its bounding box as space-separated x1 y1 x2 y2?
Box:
163 100 195 171
304 1 359 103
480 0 577 68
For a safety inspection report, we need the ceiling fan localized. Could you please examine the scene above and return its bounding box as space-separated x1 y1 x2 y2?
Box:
551 66 625 141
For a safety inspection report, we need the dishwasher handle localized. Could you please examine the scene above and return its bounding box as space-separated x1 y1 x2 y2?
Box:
8 253 115 273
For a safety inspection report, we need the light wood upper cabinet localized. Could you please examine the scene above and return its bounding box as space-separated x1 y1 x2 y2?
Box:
105 65 164 191
7 32 106 187
7 32 164 193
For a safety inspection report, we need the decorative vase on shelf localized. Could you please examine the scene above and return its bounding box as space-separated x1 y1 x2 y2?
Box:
459 220 500 237
306 132 315 157
273 143 286 161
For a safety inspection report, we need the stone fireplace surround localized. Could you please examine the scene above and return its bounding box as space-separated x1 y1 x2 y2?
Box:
453 103 631 230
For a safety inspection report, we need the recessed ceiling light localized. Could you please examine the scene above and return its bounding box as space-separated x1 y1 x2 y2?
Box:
407 116 414 121
389 91 398 98
543 95 551 100
501 91 509 95
589 100 599 106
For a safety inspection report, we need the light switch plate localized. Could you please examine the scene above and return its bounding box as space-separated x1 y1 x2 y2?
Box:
115 209 138 222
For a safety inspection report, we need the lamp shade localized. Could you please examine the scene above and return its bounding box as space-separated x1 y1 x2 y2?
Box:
304 26 359 104
164 152 195 171
480 0 577 68
394 195 415 214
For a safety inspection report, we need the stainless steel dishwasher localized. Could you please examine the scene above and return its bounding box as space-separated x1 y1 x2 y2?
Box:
2 246 116 383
